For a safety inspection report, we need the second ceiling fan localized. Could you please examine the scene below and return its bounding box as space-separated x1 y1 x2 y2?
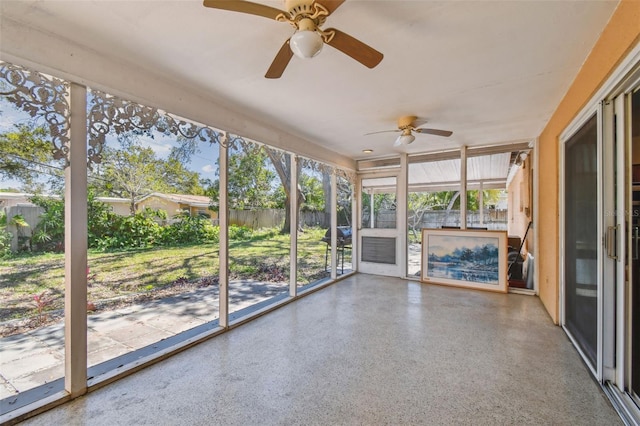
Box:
366 116 453 147
203 0 383 78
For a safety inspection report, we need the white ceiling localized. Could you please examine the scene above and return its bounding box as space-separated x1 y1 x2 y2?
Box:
0 0 618 162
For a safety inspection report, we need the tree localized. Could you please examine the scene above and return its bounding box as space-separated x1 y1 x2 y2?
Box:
206 144 278 210
172 137 336 234
90 137 205 214
92 144 161 214
159 156 205 196
226 144 276 209
299 173 325 212
336 177 352 227
264 148 303 233
407 192 432 240
0 123 64 192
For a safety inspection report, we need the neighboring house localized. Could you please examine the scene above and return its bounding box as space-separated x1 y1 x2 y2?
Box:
96 196 130 216
135 193 217 219
0 192 44 209
0 192 216 220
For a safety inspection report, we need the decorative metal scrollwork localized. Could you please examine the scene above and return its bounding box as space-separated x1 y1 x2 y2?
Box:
335 168 356 183
227 133 254 152
300 156 334 176
0 61 71 166
87 90 223 166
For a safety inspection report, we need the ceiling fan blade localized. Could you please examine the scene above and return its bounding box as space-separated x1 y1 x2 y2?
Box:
315 0 346 16
415 128 453 137
265 39 294 79
203 0 285 20
325 28 383 69
412 118 428 128
364 129 400 136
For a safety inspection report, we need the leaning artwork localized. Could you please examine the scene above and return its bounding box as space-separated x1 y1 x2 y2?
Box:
421 229 507 293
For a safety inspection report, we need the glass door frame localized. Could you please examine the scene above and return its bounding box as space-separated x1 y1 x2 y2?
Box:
559 103 605 380
357 170 403 277
609 72 640 411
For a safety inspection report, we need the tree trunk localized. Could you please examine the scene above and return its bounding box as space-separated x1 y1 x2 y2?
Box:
264 147 304 234
322 172 331 228
129 192 136 216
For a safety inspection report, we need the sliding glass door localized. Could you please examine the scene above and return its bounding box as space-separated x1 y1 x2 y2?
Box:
629 88 640 404
564 114 599 368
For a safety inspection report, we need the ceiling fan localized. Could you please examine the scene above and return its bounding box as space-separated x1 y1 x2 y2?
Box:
202 0 383 78
366 115 453 147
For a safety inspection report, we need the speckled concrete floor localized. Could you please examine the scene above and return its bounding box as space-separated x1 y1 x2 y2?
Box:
21 275 621 425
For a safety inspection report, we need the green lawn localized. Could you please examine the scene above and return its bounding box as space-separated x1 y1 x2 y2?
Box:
0 228 329 322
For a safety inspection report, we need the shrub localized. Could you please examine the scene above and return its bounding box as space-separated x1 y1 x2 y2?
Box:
0 211 11 258
30 196 64 252
228 224 252 241
94 208 163 251
0 228 12 258
162 213 219 245
88 193 119 248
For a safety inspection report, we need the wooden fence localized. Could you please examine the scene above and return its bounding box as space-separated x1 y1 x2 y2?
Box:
229 209 331 229
371 209 508 230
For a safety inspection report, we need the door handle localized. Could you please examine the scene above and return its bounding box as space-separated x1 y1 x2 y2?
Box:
633 226 639 261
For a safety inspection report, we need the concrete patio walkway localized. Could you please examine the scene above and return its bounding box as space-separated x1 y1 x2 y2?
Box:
0 279 299 403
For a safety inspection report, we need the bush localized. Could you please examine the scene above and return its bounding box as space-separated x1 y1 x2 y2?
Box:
88 193 119 248
94 208 163 251
0 229 12 258
0 211 11 258
30 196 64 252
162 214 219 245
228 224 252 240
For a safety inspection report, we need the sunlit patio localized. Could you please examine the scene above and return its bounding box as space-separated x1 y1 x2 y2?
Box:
15 275 621 425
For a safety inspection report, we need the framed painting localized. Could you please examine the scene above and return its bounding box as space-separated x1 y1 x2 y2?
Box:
421 229 508 293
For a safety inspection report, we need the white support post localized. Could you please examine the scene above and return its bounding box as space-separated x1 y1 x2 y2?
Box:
479 181 484 226
398 154 408 277
460 145 468 230
65 83 87 398
352 177 358 273
289 155 298 296
218 134 229 328
370 192 375 228
330 171 337 280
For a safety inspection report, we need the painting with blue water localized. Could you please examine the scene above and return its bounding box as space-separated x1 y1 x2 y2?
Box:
421 229 507 293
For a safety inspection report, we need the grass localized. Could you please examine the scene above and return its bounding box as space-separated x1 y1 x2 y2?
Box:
0 227 330 323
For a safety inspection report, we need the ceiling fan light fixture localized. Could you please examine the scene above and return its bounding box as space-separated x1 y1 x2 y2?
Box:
394 134 415 146
290 30 323 58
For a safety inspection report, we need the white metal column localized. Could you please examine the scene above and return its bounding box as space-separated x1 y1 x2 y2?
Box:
65 83 87 397
352 176 358 273
460 146 468 229
398 154 408 276
289 155 298 295
330 170 337 280
218 134 229 328
479 181 484 226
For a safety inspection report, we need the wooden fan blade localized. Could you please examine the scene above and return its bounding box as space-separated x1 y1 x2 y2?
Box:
364 129 400 136
325 28 383 69
203 0 284 20
315 0 346 16
265 39 294 79
415 128 453 137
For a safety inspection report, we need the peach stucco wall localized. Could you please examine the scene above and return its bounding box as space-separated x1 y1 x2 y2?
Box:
537 0 640 323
